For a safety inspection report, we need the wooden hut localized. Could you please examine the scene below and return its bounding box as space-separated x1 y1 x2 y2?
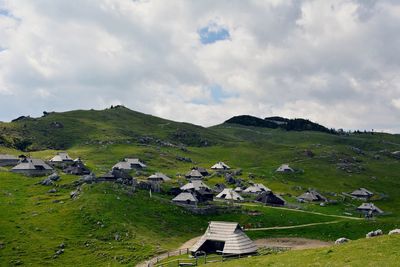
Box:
255 191 286 206
216 189 243 201
211 162 230 171
297 190 327 202
147 172 171 182
11 158 53 176
0 154 20 167
172 192 198 206
190 221 257 255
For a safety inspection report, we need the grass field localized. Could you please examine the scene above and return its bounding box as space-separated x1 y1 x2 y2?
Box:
207 235 400 267
1 107 400 266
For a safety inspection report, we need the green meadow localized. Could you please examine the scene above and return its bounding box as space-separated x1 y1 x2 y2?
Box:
1 107 400 266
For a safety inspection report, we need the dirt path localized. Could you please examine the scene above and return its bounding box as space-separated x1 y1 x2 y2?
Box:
255 237 333 250
240 203 362 220
245 220 342 231
137 235 334 267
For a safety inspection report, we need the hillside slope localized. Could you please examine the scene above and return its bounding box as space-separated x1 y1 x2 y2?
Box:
0 106 231 150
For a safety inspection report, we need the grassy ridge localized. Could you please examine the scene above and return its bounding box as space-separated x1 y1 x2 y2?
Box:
0 106 232 150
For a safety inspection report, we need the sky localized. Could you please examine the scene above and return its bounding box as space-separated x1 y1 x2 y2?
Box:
0 0 400 132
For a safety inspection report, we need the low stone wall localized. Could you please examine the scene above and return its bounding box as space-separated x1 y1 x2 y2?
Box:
174 203 241 215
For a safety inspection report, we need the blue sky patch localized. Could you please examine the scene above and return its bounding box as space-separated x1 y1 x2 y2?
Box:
210 84 237 103
190 84 236 105
0 8 11 17
0 7 20 21
198 23 230 44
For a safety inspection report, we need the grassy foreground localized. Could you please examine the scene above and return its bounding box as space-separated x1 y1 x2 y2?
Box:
208 235 400 267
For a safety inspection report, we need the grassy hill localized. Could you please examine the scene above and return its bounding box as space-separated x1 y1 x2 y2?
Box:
1 107 400 266
0 106 231 150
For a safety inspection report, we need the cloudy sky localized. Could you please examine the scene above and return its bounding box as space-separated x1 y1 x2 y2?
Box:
1 0 400 132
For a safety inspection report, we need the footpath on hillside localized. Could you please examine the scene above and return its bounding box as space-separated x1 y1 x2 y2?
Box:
240 203 363 220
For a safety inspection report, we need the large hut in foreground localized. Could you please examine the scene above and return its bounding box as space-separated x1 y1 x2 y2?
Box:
190 221 257 255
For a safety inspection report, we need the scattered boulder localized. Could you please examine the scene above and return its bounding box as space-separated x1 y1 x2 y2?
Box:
303 149 315 158
48 188 57 193
40 177 54 186
335 237 349 244
231 169 242 176
59 243 65 249
70 187 81 199
48 173 60 182
366 229 383 238
389 229 400 235
53 249 64 258
225 175 237 184
114 233 120 241
175 156 192 163
50 121 64 128
350 146 364 155
80 173 96 184
391 151 400 159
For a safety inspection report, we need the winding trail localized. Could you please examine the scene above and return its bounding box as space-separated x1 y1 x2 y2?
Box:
245 220 342 231
240 203 363 221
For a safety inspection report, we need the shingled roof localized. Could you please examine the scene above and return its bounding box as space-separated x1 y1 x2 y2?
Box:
276 164 294 172
216 189 243 201
112 158 146 170
211 162 230 170
185 169 203 179
148 172 171 182
190 221 257 255
172 192 198 204
180 180 210 191
357 203 383 214
243 183 271 194
255 191 286 206
50 152 73 162
351 188 373 198
12 158 53 171
297 190 327 202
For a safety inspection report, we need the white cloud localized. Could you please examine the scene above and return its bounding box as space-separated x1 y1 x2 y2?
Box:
0 0 399 132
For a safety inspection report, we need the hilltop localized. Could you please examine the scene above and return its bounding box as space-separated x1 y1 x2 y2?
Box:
0 106 230 151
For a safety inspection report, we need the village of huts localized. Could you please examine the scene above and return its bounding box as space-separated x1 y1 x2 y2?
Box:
0 152 391 265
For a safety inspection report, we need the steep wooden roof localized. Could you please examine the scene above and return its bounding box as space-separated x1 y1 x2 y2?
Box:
190 221 257 255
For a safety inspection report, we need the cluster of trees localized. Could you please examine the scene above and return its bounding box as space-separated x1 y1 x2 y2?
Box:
225 115 379 135
225 115 334 134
